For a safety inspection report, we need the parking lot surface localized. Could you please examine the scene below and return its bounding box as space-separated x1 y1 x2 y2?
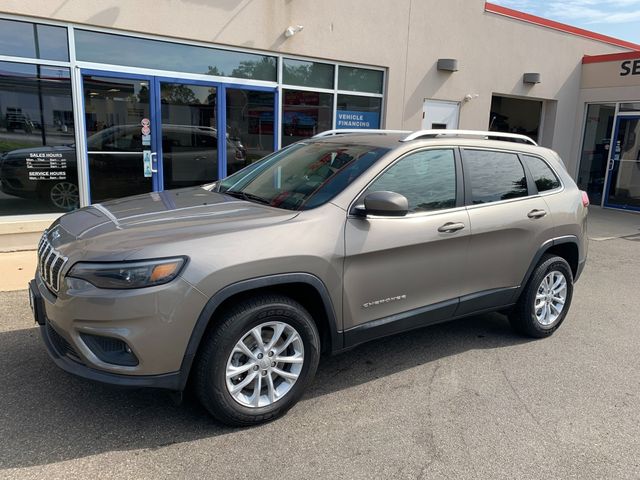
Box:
1 233 639 479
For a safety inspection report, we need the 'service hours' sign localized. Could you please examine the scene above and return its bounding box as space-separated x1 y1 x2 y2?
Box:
26 152 67 181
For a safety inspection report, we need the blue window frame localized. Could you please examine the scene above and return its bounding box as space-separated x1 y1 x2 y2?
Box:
80 69 278 202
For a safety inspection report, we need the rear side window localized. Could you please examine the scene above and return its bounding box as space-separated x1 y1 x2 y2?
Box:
365 149 456 212
463 149 528 204
523 155 561 192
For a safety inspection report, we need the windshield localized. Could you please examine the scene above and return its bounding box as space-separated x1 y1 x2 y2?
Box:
214 141 390 210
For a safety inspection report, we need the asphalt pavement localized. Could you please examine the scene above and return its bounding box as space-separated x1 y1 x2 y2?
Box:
1 230 639 479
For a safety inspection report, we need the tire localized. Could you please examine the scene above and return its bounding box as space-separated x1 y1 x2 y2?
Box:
194 294 320 426
509 254 574 338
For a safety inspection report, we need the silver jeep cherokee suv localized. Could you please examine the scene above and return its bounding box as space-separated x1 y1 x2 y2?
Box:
29 129 588 426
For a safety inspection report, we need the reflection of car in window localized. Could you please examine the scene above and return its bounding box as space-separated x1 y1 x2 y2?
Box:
5 107 35 133
0 124 246 210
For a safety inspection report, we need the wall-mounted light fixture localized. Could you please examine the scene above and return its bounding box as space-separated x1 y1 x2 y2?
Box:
523 73 541 84
437 59 459 72
285 25 304 38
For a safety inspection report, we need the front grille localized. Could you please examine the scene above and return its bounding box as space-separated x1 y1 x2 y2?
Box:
37 230 68 293
46 322 82 363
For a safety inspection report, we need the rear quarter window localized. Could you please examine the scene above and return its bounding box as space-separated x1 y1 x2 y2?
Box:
522 155 561 192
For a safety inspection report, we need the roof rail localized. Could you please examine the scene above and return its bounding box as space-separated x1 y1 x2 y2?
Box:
313 129 410 138
401 129 538 146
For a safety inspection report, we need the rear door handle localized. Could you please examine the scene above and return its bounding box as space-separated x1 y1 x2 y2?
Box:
438 222 465 233
527 209 547 219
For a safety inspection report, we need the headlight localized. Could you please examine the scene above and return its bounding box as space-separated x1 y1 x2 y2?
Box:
67 257 187 289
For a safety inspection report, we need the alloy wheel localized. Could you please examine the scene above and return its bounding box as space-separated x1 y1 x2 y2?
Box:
534 270 567 326
49 181 79 210
225 321 304 408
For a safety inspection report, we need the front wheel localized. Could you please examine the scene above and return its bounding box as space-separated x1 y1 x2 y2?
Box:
509 254 574 338
194 295 320 426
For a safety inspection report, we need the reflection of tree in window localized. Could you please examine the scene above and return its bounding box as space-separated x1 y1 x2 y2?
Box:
231 58 277 80
466 150 528 204
366 149 456 212
162 85 200 105
501 177 528 200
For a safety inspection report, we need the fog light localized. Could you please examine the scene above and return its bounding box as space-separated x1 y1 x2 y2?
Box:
80 333 139 366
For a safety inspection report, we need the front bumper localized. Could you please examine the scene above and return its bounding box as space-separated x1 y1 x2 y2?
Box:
575 258 587 282
30 273 207 390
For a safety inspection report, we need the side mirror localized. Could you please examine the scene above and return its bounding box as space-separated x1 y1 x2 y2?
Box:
353 191 409 217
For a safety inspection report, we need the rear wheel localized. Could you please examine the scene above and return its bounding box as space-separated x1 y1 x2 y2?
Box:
194 295 320 426
509 254 573 338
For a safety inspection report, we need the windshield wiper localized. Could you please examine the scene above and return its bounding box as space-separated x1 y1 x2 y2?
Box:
225 190 272 206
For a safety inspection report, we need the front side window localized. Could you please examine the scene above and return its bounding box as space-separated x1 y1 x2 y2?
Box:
365 149 456 213
523 155 560 192
464 150 528 204
216 142 389 210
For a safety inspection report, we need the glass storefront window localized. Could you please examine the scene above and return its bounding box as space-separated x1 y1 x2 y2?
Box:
226 89 275 174
282 90 333 147
75 30 277 81
283 59 334 89
338 66 383 94
606 117 640 209
160 82 219 189
577 104 616 204
336 94 382 129
620 102 640 112
83 75 152 203
0 62 77 215
0 19 69 61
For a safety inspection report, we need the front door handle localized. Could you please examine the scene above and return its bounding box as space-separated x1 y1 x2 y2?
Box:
527 209 547 219
438 222 465 233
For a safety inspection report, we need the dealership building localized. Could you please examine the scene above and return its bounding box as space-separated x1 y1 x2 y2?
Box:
0 0 639 238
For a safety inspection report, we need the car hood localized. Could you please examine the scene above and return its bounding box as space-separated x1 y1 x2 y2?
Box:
48 186 299 260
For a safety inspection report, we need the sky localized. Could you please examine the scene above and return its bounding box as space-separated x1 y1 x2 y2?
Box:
491 0 640 45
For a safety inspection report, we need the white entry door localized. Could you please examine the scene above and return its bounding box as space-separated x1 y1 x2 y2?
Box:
422 99 460 129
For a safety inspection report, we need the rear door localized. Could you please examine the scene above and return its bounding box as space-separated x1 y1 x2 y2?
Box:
459 148 554 313
343 147 470 342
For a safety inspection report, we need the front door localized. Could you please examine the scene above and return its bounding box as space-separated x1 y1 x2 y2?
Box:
343 148 469 341
82 73 159 203
605 116 640 211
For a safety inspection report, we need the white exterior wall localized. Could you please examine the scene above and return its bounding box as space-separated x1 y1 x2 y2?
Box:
0 0 631 176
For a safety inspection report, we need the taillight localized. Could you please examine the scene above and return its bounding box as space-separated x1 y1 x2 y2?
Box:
581 190 590 207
